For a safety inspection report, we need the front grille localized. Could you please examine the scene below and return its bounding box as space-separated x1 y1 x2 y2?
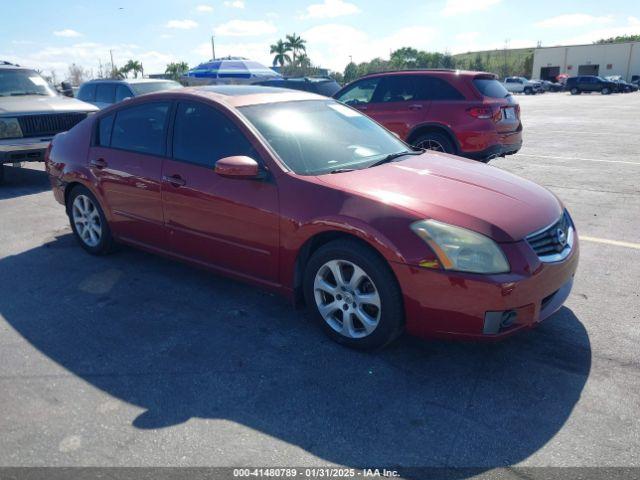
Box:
17 113 87 138
526 211 573 261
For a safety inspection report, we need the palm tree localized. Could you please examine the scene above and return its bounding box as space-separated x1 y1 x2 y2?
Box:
285 33 306 65
165 61 189 80
296 53 311 68
270 40 291 67
123 60 143 78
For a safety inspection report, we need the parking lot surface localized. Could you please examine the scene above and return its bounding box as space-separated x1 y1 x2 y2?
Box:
0 92 639 470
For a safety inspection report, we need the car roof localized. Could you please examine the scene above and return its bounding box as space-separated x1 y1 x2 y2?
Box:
120 85 326 108
360 69 495 79
82 78 179 85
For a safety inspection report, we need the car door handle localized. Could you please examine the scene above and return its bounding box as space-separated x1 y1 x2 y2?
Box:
163 174 186 187
408 104 423 111
90 158 107 169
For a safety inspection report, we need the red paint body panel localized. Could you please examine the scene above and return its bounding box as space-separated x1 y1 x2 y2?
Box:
46 88 578 342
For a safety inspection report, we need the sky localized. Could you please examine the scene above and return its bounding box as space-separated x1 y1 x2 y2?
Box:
3 0 640 80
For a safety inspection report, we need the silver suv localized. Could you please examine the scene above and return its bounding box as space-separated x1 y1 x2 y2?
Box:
0 62 98 183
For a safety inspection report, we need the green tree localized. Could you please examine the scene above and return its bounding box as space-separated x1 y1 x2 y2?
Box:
165 61 189 80
472 53 484 71
270 39 291 67
343 62 358 84
285 33 307 65
595 34 640 44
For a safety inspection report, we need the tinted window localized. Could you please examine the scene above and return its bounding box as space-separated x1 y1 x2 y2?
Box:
78 83 96 102
115 85 132 103
173 102 256 168
419 77 465 100
129 81 183 96
314 80 341 97
336 78 381 106
473 78 510 98
376 76 420 103
97 113 115 147
111 102 170 155
96 84 116 104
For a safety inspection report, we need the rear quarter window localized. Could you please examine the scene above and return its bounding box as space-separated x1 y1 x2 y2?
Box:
97 114 115 147
473 78 510 98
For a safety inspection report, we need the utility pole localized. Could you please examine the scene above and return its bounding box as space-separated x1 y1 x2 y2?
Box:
211 36 216 61
110 49 115 78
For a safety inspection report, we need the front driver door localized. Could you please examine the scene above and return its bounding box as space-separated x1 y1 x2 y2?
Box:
161 101 280 284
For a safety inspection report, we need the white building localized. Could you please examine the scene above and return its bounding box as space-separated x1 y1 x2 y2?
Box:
532 41 640 81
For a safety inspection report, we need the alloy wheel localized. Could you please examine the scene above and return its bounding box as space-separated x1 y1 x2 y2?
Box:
313 259 381 339
416 139 445 152
72 194 102 247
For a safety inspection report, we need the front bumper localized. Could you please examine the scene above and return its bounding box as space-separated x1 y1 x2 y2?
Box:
0 138 52 163
390 237 579 341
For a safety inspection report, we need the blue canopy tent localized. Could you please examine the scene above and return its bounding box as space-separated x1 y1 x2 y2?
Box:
185 57 281 83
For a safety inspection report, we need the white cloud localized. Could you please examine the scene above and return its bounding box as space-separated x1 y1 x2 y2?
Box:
193 40 273 65
214 20 277 36
535 14 614 29
196 4 214 12
223 0 245 8
301 0 360 19
442 0 501 16
53 29 82 37
558 16 640 45
166 19 199 29
302 23 437 71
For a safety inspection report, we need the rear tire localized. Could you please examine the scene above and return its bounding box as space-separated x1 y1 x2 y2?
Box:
412 131 455 155
601 87 611 95
67 185 115 255
303 240 404 350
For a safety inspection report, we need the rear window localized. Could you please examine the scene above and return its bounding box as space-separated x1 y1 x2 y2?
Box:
473 78 510 98
78 83 96 102
129 81 182 96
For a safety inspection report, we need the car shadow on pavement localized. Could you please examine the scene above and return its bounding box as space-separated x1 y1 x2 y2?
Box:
0 234 591 472
0 165 51 200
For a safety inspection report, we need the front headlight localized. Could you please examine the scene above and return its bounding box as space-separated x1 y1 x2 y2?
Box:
411 219 510 274
0 117 23 139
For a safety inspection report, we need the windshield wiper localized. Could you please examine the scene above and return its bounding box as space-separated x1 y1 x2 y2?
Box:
367 150 422 169
329 168 356 174
10 92 47 96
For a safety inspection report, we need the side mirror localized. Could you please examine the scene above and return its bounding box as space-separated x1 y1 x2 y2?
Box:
214 156 262 179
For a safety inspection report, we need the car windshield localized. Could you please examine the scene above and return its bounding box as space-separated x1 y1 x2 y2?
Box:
0 69 57 97
239 100 411 175
129 81 183 96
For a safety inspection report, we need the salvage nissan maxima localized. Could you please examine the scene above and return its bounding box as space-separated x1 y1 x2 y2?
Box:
46 86 579 350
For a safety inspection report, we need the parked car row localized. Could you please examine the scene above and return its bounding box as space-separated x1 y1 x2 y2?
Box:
565 75 639 95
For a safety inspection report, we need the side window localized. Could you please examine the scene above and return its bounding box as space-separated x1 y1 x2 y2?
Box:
418 77 465 101
97 113 115 147
111 102 170 155
506 78 514 84
96 83 116 104
336 78 381 106
78 84 96 102
375 76 419 103
172 102 256 168
115 85 132 103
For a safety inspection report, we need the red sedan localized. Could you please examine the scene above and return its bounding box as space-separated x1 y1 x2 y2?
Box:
46 86 578 350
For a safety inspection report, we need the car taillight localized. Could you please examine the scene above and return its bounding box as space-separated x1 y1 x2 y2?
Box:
467 106 494 119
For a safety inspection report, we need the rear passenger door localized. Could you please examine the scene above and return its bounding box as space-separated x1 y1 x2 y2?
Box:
419 76 466 131
161 101 280 283
362 75 430 140
90 101 171 249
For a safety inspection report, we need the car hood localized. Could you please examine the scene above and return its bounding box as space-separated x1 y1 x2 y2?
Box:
315 152 563 242
0 95 98 115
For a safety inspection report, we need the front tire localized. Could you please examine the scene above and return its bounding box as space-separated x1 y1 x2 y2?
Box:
303 240 404 350
67 185 115 255
524 87 532 95
570 87 580 95
412 131 455 155
601 87 611 95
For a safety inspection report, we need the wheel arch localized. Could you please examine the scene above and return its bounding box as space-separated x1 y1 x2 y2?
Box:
291 229 401 307
406 123 460 154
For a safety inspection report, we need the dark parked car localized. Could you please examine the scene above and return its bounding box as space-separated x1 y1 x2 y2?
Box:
77 79 183 109
538 80 563 92
334 70 522 162
565 76 616 95
46 86 578 350
252 76 341 97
